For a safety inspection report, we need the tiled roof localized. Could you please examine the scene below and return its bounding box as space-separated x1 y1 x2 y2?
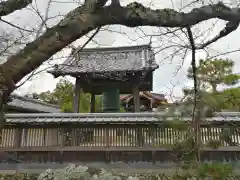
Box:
120 92 167 102
49 44 159 75
7 94 61 113
151 93 166 101
214 112 240 117
4 112 240 124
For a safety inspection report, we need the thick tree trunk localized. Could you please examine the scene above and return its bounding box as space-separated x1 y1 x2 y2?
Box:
0 0 32 17
0 0 238 152
0 0 239 99
0 0 33 147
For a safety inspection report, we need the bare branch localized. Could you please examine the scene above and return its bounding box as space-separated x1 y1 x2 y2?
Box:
15 67 52 89
120 2 240 27
0 0 32 17
1 1 240 97
73 27 101 54
0 18 34 33
198 21 239 49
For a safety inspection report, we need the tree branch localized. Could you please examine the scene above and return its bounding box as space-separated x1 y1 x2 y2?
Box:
110 0 120 6
186 26 202 162
117 2 240 27
198 21 239 49
186 27 198 123
1 1 240 97
0 18 34 32
0 0 32 17
84 0 108 11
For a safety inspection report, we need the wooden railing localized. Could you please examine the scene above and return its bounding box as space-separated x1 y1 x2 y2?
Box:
1 125 239 150
1 112 239 150
0 112 239 163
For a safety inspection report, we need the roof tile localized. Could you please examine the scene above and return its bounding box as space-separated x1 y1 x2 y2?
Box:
7 94 61 113
50 45 159 75
4 112 240 124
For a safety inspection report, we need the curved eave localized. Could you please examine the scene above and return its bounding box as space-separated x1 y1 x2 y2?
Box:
47 66 159 78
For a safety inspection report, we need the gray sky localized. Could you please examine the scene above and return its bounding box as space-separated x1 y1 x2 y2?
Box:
1 0 239 101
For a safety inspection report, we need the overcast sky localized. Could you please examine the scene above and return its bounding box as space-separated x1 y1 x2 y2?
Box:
0 0 239 101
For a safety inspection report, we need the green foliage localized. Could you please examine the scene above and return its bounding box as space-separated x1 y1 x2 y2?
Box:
187 59 239 90
163 119 188 131
183 58 240 112
219 127 238 146
215 88 240 111
196 163 233 180
37 79 103 113
206 139 221 149
171 135 197 165
0 173 39 180
37 79 126 113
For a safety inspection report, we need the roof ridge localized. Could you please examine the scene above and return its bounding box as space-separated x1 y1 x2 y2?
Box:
74 44 151 52
10 94 60 108
48 44 159 78
63 44 152 65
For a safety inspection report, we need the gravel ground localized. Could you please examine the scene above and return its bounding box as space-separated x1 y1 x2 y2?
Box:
0 168 240 175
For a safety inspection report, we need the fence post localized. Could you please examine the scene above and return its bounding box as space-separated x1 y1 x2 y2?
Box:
59 127 65 164
0 91 4 146
151 125 156 164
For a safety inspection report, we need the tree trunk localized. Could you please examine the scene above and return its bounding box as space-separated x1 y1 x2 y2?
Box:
0 0 32 17
0 1 238 99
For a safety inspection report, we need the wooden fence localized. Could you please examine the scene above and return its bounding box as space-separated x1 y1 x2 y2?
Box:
1 125 240 149
0 112 239 163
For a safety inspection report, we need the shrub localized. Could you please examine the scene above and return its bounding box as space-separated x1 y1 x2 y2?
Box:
0 164 239 180
0 173 39 180
196 163 233 180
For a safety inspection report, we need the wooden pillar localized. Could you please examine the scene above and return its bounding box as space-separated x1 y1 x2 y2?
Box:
90 93 95 113
14 127 22 162
70 127 74 146
132 86 140 112
73 77 81 113
14 128 22 148
133 85 143 146
0 91 4 145
105 127 110 163
151 125 156 164
59 128 64 164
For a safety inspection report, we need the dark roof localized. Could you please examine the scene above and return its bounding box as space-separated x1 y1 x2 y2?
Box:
151 93 166 101
120 92 167 102
214 112 240 117
49 44 159 76
4 112 240 124
7 94 61 113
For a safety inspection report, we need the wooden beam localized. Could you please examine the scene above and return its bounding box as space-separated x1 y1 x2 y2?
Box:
82 85 151 95
132 86 140 112
14 128 22 148
0 91 4 145
73 77 81 113
90 93 95 113
81 78 151 87
78 72 153 95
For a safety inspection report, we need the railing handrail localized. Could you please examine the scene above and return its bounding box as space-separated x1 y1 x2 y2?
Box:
4 112 240 124
5 112 172 118
5 112 240 118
